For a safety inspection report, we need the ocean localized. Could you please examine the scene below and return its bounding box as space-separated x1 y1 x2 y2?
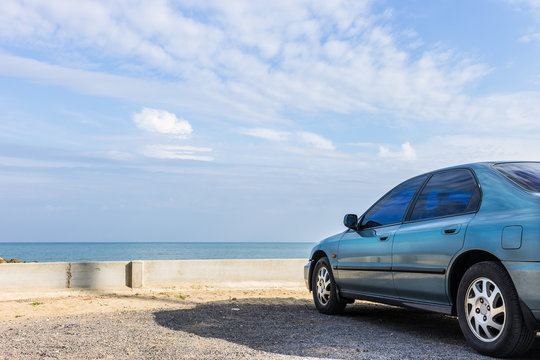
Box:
0 242 315 263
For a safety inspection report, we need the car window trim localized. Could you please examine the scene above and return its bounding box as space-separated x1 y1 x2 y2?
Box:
402 173 432 223
402 209 479 225
353 221 402 232
403 167 482 224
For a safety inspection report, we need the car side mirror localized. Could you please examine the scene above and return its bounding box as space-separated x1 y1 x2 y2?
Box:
343 214 358 230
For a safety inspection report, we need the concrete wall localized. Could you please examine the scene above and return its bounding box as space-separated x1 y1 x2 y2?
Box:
0 262 69 290
0 259 306 290
143 259 305 287
0 261 130 290
70 262 130 288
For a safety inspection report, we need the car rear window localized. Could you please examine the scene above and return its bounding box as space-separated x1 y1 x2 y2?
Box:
493 162 540 192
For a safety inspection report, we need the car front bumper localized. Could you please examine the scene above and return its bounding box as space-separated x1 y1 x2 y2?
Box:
304 261 311 290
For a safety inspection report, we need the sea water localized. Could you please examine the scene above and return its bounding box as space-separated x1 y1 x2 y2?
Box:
0 242 316 263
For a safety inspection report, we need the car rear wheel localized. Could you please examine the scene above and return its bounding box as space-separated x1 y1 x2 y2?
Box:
457 261 535 357
311 257 347 314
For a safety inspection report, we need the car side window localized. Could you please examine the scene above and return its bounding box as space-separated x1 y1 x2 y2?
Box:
409 169 479 221
360 175 427 229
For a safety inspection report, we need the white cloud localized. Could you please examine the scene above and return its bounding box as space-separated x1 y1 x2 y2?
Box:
3 0 540 164
520 33 540 43
133 108 192 137
0 52 281 125
346 142 378 148
458 92 540 130
0 156 92 169
87 151 134 161
142 145 213 162
507 0 540 11
240 128 338 151
298 132 335 150
239 128 290 141
412 135 540 172
378 142 417 161
0 0 497 127
508 2 540 51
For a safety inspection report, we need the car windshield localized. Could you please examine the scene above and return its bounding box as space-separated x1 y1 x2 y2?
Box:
493 162 540 192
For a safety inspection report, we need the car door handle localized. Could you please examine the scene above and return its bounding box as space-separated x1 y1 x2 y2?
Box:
442 224 461 235
379 236 389 241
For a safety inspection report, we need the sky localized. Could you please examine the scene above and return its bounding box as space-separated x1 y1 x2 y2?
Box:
1 0 540 243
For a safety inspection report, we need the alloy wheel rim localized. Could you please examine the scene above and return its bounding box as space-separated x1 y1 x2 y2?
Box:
316 266 331 306
465 277 506 342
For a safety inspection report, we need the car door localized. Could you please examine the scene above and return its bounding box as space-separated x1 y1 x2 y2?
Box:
392 169 481 304
337 175 427 297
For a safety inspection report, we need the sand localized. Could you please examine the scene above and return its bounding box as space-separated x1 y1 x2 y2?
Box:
0 287 311 321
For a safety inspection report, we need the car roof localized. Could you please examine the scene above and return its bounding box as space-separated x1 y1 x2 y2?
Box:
413 162 494 179
415 161 540 177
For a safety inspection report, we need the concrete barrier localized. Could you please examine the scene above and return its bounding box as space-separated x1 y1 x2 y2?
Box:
0 262 69 290
143 259 305 287
0 259 306 290
70 262 130 288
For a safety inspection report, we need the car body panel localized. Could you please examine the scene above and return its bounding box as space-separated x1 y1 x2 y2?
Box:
336 224 399 297
504 261 540 313
305 232 344 290
393 213 474 304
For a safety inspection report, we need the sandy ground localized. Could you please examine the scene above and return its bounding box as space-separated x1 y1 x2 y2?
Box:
2 288 540 359
0 287 310 321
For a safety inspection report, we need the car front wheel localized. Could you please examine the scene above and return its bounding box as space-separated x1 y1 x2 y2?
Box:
457 261 535 357
311 257 347 315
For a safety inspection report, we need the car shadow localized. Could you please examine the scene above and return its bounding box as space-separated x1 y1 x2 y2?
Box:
154 298 540 359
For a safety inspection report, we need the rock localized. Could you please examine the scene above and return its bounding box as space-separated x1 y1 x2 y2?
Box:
8 259 23 263
0 257 6 263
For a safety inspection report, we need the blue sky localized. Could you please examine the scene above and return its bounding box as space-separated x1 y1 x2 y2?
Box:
1 0 540 243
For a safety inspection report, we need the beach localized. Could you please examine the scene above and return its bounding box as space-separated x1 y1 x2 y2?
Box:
3 287 540 359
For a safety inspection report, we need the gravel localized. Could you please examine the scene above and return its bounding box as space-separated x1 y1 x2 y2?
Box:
1 297 539 359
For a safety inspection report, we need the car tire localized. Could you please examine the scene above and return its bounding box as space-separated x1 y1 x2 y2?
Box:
311 257 347 315
456 261 536 357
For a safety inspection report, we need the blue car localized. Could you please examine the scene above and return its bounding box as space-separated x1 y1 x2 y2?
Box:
304 162 540 357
